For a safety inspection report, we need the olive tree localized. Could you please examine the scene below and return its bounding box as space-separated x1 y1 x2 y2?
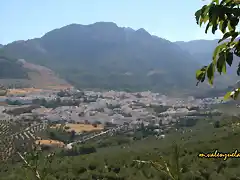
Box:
195 0 240 99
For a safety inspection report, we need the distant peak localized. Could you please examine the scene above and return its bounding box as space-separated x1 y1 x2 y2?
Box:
137 28 149 33
90 22 118 27
136 28 151 36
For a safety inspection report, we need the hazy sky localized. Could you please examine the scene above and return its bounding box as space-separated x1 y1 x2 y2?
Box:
0 0 222 44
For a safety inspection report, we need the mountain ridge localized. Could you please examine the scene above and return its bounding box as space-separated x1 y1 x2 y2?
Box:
1 22 236 95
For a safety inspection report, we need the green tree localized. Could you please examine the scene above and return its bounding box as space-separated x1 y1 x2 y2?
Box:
133 143 183 180
195 0 240 100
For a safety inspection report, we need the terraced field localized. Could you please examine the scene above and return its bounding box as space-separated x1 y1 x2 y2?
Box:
51 123 104 133
0 121 48 161
35 139 65 148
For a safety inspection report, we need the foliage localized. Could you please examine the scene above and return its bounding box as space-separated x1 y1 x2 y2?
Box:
47 129 73 144
195 0 240 99
17 146 55 180
0 120 48 162
60 145 97 156
133 143 183 180
1 115 240 179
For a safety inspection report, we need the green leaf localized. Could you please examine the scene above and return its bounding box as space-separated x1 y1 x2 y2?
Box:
196 70 205 81
213 0 219 5
212 44 226 64
212 24 218 34
230 17 239 30
196 66 207 85
200 16 209 27
201 5 209 16
228 21 234 31
205 23 211 33
216 52 226 74
195 9 202 24
218 31 239 43
226 52 233 66
223 91 232 100
222 61 227 74
209 5 219 29
231 32 239 41
200 66 208 71
219 20 228 33
207 63 215 85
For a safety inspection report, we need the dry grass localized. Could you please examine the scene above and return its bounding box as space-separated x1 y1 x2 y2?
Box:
7 88 43 95
6 85 72 95
35 139 65 147
52 123 104 133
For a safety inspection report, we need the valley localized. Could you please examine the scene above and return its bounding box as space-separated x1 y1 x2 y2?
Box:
0 86 239 179
0 1 239 178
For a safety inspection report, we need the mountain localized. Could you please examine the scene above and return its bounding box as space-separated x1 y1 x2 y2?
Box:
175 39 240 97
0 44 3 48
175 39 219 65
1 22 205 95
175 39 239 75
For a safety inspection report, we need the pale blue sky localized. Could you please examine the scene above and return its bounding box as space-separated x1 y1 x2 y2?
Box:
0 0 222 45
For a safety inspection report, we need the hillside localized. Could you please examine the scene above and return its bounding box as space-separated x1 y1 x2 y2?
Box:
0 55 71 89
19 59 72 89
1 22 205 95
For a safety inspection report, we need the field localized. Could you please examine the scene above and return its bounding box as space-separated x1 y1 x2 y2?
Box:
6 86 72 95
7 88 43 95
35 139 65 147
52 123 104 133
